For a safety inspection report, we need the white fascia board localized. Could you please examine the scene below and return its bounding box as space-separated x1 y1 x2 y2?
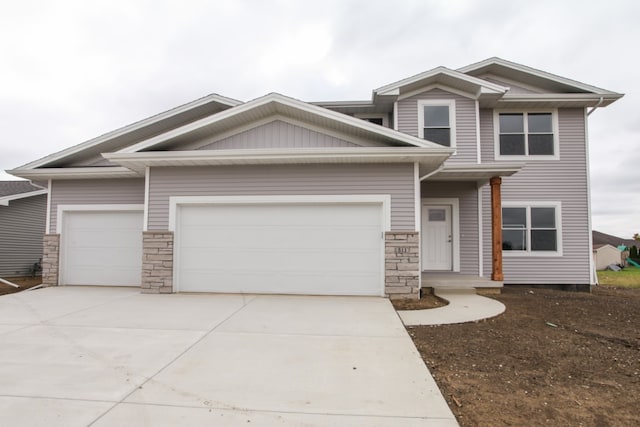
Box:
375 67 507 96
0 189 48 206
458 57 623 96
498 93 623 106
422 162 524 181
6 166 141 180
105 147 454 164
17 94 243 170
118 93 440 153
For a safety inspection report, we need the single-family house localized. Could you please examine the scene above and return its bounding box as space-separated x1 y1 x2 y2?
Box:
0 181 47 277
7 58 622 298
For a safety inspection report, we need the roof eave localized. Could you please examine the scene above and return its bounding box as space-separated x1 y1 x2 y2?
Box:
104 147 454 175
0 189 48 206
458 57 622 96
17 93 243 171
6 166 142 180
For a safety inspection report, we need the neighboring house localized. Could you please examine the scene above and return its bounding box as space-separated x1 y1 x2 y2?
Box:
592 244 622 270
7 58 623 298
592 230 638 250
0 181 47 277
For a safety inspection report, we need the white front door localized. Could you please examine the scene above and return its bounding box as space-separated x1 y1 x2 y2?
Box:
422 204 453 271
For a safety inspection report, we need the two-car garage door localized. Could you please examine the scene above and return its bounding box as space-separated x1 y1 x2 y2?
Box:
175 202 384 296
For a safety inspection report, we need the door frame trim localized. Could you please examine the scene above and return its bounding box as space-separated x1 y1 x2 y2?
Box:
421 198 460 272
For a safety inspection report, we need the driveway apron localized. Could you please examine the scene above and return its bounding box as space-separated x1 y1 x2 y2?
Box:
0 287 457 426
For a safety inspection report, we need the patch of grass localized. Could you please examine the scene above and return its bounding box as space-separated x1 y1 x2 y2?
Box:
597 267 640 288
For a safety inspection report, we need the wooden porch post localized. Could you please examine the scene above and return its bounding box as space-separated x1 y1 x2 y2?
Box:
490 176 504 281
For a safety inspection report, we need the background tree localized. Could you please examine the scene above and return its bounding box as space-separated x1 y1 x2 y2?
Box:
633 233 640 241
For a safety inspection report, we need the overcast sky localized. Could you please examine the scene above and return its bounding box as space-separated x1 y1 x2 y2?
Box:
0 0 637 238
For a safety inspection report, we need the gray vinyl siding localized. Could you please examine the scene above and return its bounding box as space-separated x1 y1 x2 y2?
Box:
148 164 415 231
0 195 46 276
49 179 145 233
421 181 479 275
479 109 494 162
196 120 362 150
481 108 591 284
397 88 478 164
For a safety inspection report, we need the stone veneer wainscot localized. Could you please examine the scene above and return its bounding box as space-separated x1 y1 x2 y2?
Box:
385 231 420 299
42 234 60 287
142 231 174 294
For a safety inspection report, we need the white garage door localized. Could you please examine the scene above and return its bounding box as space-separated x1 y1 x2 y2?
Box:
176 203 383 295
62 211 143 286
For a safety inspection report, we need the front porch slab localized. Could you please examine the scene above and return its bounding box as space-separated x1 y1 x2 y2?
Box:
422 272 503 290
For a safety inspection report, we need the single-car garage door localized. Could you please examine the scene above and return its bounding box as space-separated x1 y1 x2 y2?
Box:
176 202 383 295
61 210 143 286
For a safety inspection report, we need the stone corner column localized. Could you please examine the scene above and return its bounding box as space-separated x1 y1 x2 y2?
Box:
141 231 174 294
490 176 504 281
42 234 60 287
384 231 420 300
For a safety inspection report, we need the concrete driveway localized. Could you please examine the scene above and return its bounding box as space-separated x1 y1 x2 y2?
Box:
0 286 457 426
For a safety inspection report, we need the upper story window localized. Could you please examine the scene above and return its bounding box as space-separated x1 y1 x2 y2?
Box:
355 113 388 127
418 100 456 148
495 111 558 159
502 202 562 256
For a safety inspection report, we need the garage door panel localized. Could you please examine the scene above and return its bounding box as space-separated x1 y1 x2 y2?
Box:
180 226 380 251
181 248 379 272
180 270 380 295
177 203 383 295
62 211 143 286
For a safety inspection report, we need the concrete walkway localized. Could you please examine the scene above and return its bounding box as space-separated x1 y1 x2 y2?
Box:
398 289 506 326
0 286 458 426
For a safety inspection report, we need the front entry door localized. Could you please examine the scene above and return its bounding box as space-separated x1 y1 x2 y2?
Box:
422 205 453 270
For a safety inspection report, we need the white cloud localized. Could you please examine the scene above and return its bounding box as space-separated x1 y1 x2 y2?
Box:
0 0 638 237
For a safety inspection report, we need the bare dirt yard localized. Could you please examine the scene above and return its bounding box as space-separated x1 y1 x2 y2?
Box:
0 276 42 296
394 286 640 427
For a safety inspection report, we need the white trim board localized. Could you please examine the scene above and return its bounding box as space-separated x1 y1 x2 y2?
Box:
421 197 460 272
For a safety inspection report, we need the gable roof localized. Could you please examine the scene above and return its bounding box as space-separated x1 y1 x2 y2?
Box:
592 230 637 249
0 181 47 206
18 93 242 170
458 57 623 106
117 92 447 153
373 66 507 100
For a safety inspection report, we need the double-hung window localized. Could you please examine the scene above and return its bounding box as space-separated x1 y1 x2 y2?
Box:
418 100 456 148
496 112 557 158
502 203 562 255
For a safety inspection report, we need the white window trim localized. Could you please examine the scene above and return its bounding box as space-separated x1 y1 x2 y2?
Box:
354 113 389 127
502 201 563 257
493 109 559 160
418 99 457 150
421 198 460 272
